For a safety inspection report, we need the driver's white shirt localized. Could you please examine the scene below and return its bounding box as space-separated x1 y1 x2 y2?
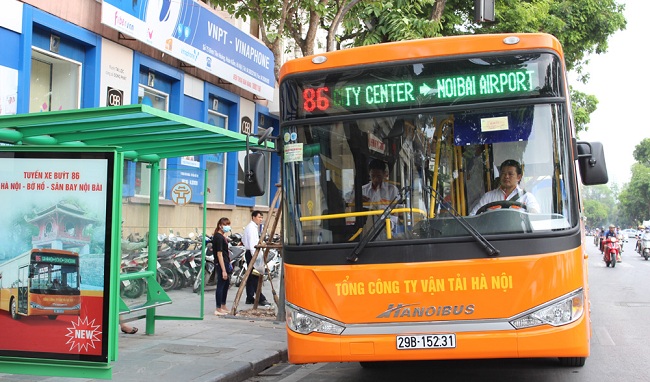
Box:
469 185 540 215
346 181 399 209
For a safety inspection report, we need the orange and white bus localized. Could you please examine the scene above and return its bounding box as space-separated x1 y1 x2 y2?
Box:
0 248 81 320
277 33 608 367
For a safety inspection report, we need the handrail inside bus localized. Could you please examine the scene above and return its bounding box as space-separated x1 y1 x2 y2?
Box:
298 207 426 222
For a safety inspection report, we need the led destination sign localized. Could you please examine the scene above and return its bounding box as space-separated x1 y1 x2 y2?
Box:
304 67 539 114
34 254 77 265
283 54 561 120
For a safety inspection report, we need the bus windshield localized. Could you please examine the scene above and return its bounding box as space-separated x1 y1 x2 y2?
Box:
31 263 80 294
282 104 576 246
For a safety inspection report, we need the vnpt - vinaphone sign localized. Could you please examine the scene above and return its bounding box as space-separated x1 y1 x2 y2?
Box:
101 0 275 100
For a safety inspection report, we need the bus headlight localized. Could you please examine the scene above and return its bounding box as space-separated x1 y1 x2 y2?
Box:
286 303 344 335
510 290 584 329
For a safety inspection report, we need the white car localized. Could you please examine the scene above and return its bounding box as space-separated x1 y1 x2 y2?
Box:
622 229 637 241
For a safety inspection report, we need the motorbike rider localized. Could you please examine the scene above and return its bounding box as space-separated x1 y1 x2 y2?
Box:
639 227 650 253
598 227 606 253
601 224 617 253
636 226 648 253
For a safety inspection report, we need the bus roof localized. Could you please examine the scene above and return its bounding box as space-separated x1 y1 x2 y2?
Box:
279 33 564 81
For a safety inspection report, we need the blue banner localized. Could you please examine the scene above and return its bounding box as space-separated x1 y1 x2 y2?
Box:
102 0 275 100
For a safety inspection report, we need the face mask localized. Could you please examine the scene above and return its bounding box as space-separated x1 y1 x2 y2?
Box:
222 225 232 233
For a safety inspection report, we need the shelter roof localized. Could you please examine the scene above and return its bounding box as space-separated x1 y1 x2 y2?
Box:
0 104 272 162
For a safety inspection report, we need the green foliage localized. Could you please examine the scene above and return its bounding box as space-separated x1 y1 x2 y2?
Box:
472 0 627 74
570 87 598 136
582 184 618 228
341 0 442 47
618 164 650 225
633 138 650 167
583 199 609 229
617 140 650 225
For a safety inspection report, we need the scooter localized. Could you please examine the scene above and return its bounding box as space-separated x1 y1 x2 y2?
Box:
193 235 216 293
640 235 650 261
603 236 621 268
229 240 247 288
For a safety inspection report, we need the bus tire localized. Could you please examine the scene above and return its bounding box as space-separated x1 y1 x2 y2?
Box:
48 315 58 320
558 357 586 367
10 297 20 320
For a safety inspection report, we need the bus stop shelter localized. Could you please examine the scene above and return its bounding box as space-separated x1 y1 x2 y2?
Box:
0 104 271 377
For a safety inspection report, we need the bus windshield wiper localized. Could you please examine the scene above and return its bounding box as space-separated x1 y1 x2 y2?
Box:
347 187 410 263
426 186 500 257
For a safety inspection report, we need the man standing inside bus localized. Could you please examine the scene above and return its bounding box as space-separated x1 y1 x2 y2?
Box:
347 159 399 209
469 159 540 215
346 159 400 237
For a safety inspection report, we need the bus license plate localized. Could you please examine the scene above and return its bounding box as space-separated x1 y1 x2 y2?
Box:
53 309 64 314
396 334 456 350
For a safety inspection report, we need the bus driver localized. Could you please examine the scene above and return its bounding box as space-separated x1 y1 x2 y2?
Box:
469 159 540 215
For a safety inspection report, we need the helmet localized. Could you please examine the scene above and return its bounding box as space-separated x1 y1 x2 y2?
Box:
609 224 615 228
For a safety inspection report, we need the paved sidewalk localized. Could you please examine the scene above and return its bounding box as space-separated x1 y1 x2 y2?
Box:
1 281 289 382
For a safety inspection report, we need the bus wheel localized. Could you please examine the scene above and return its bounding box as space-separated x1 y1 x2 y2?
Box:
48 315 58 320
10 298 21 320
558 357 586 367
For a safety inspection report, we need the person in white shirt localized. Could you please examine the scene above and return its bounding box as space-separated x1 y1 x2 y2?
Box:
346 159 400 238
469 159 540 216
347 159 399 209
241 210 270 306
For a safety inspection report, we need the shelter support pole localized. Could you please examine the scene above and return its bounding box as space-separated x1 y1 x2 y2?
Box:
146 161 160 334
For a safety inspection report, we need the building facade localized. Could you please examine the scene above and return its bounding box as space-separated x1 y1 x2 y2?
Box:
0 0 281 238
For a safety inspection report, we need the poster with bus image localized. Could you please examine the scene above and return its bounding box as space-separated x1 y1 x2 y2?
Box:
0 151 114 362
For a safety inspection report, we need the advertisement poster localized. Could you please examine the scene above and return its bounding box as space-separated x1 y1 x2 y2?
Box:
0 152 114 362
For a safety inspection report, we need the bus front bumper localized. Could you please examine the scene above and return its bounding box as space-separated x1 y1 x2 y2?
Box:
286 314 590 364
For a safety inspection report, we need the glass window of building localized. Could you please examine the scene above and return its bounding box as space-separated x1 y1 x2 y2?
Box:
206 98 229 203
29 48 80 112
136 85 168 197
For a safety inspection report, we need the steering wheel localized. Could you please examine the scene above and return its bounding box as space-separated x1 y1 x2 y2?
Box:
475 200 528 215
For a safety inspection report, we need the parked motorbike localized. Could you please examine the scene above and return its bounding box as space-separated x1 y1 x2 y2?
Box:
602 236 621 268
120 254 147 299
228 234 247 288
193 235 216 293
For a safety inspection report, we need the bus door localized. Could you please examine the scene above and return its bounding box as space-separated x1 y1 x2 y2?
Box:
17 265 29 315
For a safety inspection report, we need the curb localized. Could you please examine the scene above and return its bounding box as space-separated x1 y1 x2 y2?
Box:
218 349 288 382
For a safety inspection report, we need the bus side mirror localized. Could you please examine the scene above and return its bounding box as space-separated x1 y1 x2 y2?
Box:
576 141 608 185
244 152 267 197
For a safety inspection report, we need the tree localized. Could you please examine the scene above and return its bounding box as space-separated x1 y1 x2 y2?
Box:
583 199 609 229
618 164 650 225
582 183 617 227
633 138 650 167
